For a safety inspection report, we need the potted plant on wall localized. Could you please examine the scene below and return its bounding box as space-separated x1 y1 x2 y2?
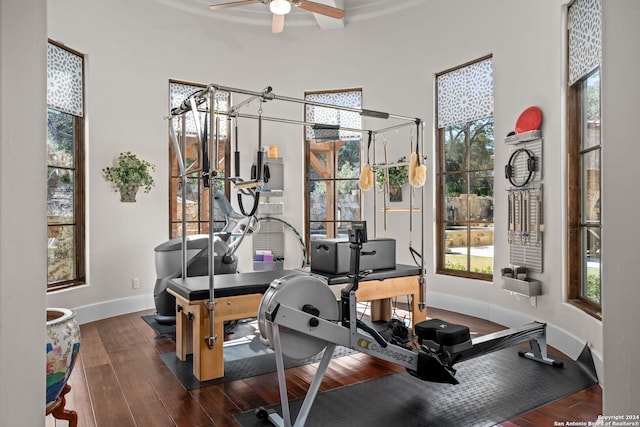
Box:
376 156 408 202
103 151 155 202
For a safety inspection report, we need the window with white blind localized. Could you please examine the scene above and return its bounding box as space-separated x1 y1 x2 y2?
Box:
567 0 602 318
47 40 86 291
304 89 362 251
435 56 494 280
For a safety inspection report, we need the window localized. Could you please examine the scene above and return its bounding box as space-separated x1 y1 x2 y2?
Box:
47 41 85 291
304 89 362 249
436 57 494 279
567 0 602 317
168 81 230 238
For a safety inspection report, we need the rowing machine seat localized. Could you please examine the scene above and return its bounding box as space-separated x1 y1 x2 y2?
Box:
415 319 471 348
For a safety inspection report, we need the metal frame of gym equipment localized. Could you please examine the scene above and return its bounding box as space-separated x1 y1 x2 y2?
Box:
255 221 563 427
168 83 428 353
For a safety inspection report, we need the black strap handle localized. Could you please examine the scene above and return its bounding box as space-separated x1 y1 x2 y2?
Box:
237 190 260 217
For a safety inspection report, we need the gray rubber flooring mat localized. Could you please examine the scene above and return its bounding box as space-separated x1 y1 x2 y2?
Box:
141 315 176 337
235 347 597 427
160 337 358 390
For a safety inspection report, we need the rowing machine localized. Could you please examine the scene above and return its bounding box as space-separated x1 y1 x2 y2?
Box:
255 221 561 427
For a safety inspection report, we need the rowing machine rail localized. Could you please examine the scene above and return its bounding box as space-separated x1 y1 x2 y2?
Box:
256 221 562 427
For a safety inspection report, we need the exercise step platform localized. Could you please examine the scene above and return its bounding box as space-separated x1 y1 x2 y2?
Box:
415 319 472 351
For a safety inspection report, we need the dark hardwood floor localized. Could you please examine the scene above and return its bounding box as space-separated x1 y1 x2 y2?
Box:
46 307 602 427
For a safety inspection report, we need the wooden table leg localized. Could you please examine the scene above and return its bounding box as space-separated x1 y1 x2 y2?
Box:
47 384 78 427
192 302 225 381
352 276 427 333
370 299 392 321
175 303 187 361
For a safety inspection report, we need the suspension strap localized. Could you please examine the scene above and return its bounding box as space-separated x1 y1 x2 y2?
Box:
237 103 263 216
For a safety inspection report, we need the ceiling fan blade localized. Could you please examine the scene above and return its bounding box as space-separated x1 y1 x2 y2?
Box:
209 0 260 11
272 13 285 33
296 1 344 19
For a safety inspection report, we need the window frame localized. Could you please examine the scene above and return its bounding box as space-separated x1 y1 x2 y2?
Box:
46 40 86 292
168 79 231 238
435 119 495 281
566 68 602 319
435 57 495 281
303 88 363 251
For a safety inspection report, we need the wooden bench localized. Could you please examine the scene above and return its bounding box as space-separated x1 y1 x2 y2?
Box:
167 265 426 381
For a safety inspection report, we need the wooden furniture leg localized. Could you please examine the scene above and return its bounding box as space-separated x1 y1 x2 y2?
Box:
46 384 78 427
353 276 427 334
175 302 187 361
195 293 263 381
370 299 392 321
169 289 264 381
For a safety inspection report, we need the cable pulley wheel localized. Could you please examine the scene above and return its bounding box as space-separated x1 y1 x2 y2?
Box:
258 273 338 360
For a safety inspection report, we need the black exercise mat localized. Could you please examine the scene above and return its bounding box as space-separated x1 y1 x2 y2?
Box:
141 315 176 337
235 347 598 427
160 336 358 390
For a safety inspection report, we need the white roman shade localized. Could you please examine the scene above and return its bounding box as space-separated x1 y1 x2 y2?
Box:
437 57 493 129
568 0 602 86
305 90 362 141
47 43 84 117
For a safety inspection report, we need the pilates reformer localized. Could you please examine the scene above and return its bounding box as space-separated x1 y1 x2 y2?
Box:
255 221 563 427
168 82 431 359
167 263 425 381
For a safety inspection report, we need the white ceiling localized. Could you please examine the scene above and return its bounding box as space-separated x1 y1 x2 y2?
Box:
153 0 424 31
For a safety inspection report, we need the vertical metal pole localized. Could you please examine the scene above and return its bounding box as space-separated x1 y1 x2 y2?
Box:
409 128 414 240
205 88 217 349
419 120 426 310
372 135 377 238
180 114 188 280
215 115 220 175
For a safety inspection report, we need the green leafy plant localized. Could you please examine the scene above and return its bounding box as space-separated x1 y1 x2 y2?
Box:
376 156 409 187
103 151 155 193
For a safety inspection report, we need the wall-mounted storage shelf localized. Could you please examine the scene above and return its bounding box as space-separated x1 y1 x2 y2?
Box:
253 157 284 270
501 276 542 297
504 129 542 145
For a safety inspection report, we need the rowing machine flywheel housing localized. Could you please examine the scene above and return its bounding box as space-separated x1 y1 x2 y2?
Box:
258 273 338 360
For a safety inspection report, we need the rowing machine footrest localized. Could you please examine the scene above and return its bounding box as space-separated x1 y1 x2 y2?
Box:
407 350 459 385
415 319 471 347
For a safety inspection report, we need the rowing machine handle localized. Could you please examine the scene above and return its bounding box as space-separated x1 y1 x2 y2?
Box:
357 319 387 348
341 221 367 328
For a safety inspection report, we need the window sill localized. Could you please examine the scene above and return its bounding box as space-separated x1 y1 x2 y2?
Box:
436 269 493 282
568 298 602 321
47 279 87 293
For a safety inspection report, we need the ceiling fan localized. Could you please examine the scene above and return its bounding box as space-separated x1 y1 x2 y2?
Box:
209 0 345 34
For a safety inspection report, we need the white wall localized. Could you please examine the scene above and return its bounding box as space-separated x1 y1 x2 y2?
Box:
0 0 47 424
417 0 605 374
601 0 640 414
46 0 606 381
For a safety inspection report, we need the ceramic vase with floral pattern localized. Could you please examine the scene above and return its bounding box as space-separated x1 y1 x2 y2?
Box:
46 308 81 408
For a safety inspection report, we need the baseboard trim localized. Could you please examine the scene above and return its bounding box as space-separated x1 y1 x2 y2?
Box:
73 294 155 325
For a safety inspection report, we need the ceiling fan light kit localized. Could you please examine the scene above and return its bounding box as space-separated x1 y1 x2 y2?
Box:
210 0 345 33
270 0 291 15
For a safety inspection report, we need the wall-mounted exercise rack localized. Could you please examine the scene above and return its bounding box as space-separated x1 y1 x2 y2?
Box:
504 130 544 273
